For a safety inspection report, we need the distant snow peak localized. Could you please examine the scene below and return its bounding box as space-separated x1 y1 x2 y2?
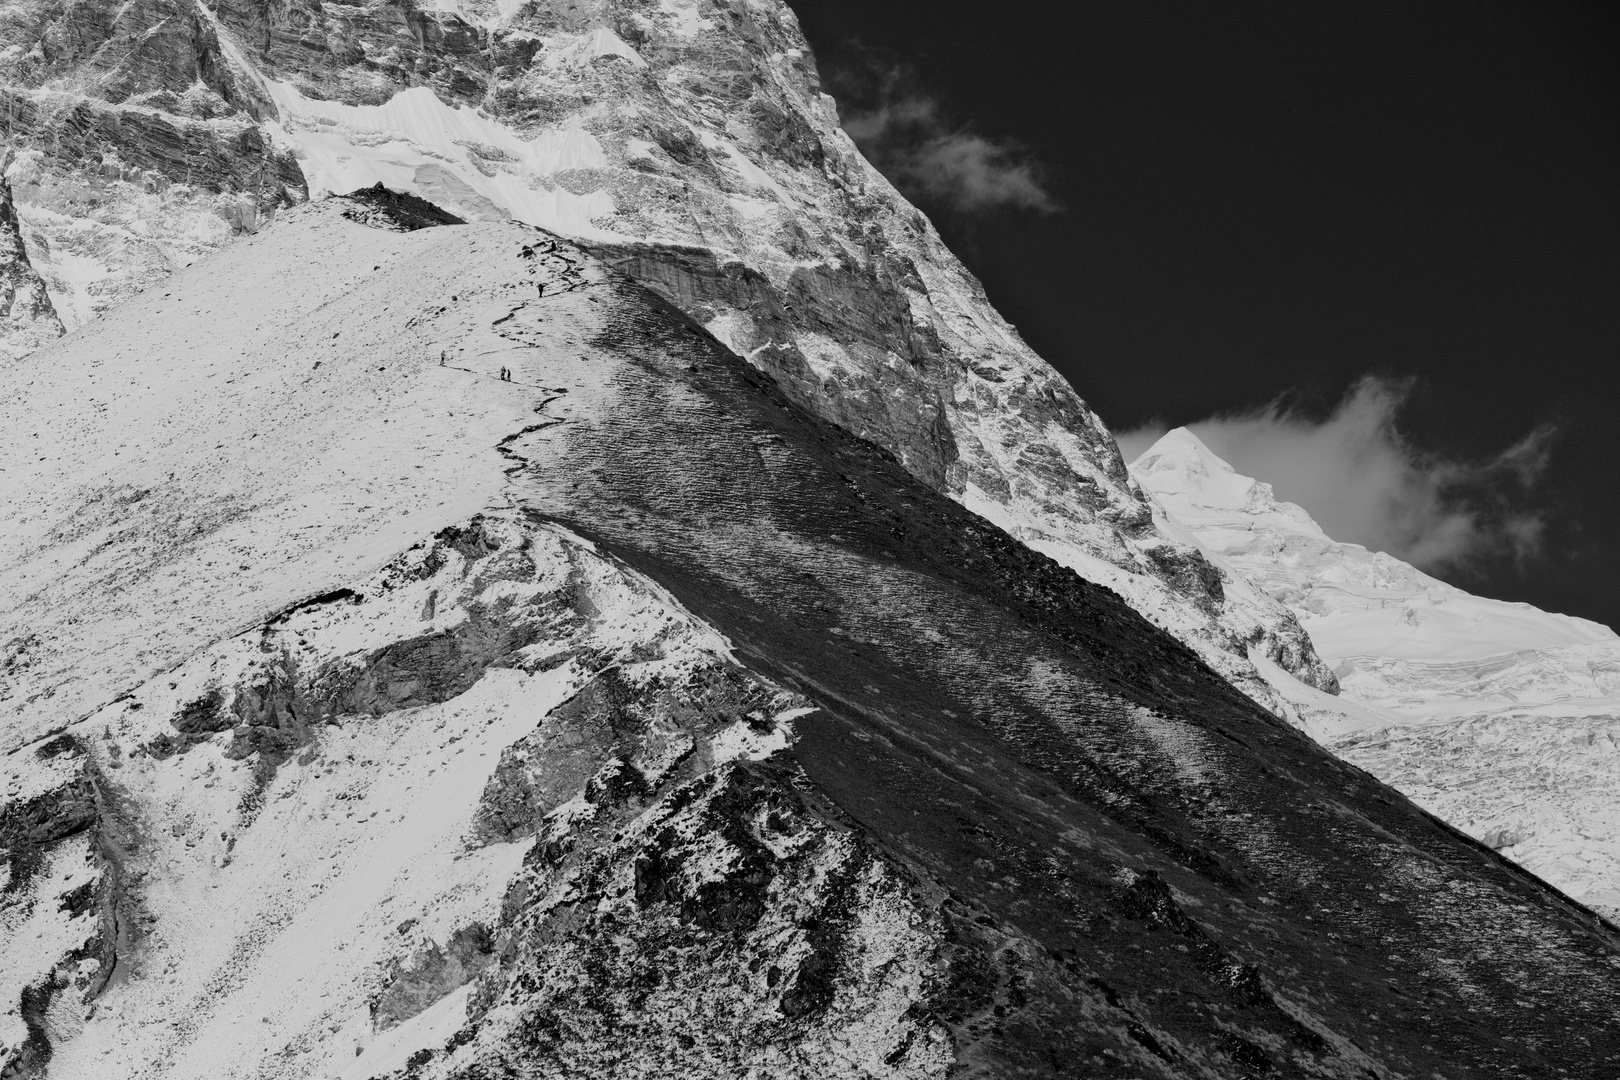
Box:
1132 427 1323 531
1122 377 1557 573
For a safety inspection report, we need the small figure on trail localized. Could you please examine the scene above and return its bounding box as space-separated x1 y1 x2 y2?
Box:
536 283 545 298
440 352 446 366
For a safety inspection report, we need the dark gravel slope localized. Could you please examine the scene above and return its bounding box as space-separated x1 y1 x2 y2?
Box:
504 266 1620 1078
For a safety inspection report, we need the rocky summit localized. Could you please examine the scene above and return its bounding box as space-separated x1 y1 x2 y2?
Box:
1 3 1618 1079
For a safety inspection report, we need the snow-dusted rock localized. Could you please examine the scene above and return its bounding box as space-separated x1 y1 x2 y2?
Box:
0 169 60 357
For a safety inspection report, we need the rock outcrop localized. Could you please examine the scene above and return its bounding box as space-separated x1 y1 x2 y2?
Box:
0 170 61 357
0 733 130 1080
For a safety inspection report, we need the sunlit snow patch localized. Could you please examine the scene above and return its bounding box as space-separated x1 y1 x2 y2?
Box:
656 0 712 38
338 985 473 1079
543 27 647 68
710 706 816 763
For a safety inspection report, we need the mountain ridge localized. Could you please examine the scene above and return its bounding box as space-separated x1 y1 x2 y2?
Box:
3 197 1619 1077
0 0 1340 716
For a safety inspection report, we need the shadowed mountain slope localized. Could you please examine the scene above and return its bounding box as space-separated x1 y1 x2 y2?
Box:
506 228 1620 1079
4 201 1616 1077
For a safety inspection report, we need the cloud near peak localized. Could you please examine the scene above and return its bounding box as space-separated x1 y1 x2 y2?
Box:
1116 376 1557 574
836 71 1059 216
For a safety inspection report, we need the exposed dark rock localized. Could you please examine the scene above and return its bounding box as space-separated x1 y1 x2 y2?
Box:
454 763 952 1076
173 688 230 735
0 754 131 1065
32 734 80 760
749 94 826 169
585 238 961 491
202 527 590 767
207 0 493 107
582 757 649 806
474 664 769 843
1144 542 1226 613
336 184 468 232
265 588 363 625
373 923 496 1031
4 984 52 1079
0 85 305 211
0 777 96 894
0 170 62 354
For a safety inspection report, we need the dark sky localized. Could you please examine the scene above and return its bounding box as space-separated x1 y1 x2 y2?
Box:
789 0 1620 629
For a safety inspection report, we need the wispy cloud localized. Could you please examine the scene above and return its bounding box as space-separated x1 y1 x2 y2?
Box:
1117 376 1557 573
835 67 1059 216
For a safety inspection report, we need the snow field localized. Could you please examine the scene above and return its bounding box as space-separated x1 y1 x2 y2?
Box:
0 208 603 749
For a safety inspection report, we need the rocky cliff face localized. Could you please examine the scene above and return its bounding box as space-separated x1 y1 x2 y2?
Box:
0 0 1336 712
0 0 303 328
0 170 61 356
2 195 1619 1079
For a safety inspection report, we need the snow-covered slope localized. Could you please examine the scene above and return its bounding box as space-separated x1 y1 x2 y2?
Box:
0 0 1337 713
1131 427 1620 919
0 196 929 1078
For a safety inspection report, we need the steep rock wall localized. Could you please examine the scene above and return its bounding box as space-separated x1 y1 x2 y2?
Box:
0 170 61 356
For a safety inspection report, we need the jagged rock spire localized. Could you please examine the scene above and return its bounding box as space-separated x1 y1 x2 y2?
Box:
0 158 62 358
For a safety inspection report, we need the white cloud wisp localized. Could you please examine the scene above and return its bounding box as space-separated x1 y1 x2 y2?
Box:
839 87 1059 215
